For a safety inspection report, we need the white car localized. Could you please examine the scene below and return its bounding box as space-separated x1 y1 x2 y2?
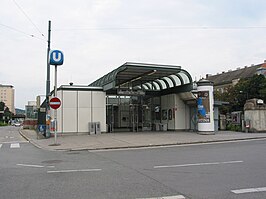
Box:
14 123 21 127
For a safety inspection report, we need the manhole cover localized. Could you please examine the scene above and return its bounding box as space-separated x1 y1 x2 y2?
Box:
41 160 63 164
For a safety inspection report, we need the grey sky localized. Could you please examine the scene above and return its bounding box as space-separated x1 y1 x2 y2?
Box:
1 0 266 109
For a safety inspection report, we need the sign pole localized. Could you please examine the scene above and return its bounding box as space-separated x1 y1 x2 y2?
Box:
48 49 63 146
54 65 58 145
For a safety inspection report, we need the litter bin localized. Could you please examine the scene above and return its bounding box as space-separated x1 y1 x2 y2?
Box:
95 122 101 134
245 120 250 133
162 123 168 131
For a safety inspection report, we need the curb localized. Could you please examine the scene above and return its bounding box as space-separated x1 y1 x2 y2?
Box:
19 129 58 151
19 129 266 152
68 136 266 152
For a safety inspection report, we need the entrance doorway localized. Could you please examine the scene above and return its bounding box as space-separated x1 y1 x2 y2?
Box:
106 95 156 132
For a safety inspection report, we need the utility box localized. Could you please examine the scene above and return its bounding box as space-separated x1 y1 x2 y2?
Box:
95 122 101 134
88 122 95 135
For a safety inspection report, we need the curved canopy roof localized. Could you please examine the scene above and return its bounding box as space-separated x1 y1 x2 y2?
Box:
89 62 193 94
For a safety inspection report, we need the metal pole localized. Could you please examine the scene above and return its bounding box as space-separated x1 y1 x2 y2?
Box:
54 65 58 145
45 20 51 138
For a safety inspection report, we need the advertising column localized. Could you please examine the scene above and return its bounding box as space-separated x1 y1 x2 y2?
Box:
197 79 215 133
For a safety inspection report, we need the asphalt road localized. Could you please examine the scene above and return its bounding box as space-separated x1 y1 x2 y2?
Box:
1 126 266 199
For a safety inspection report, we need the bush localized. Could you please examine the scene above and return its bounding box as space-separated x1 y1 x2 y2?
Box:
226 123 242 131
0 122 8 126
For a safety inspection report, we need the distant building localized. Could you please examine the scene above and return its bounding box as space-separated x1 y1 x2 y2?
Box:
0 84 15 114
205 62 266 93
25 101 37 119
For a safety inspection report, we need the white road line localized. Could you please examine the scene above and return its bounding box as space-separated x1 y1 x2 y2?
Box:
17 164 55 168
47 168 102 174
137 195 186 199
0 141 29 144
0 144 2 148
231 187 266 194
10 143 20 148
154 160 243 169
17 164 45 168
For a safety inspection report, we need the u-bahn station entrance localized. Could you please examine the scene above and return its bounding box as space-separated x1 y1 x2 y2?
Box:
53 62 214 134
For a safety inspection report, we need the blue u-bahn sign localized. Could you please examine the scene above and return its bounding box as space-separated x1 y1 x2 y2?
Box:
49 50 64 65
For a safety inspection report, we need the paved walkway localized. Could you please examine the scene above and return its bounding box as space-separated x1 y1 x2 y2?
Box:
20 129 266 151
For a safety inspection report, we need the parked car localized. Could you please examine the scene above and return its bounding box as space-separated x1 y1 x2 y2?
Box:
14 123 21 127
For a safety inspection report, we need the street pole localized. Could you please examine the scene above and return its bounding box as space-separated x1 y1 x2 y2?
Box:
45 20 51 138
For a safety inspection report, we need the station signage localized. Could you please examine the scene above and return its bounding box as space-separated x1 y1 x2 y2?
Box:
49 50 64 66
117 90 145 96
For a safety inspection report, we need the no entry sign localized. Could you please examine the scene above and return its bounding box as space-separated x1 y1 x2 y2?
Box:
49 97 61 109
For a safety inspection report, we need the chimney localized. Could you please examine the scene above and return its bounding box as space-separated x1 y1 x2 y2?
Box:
69 82 73 86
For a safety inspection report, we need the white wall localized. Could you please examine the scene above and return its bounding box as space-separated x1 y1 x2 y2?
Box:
78 91 92 133
161 94 189 130
63 91 78 133
91 91 106 132
55 89 106 134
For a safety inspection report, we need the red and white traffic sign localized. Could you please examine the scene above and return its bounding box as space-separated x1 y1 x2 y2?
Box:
49 97 61 109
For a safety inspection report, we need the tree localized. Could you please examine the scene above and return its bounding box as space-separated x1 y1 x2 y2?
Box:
0 101 13 123
214 74 266 113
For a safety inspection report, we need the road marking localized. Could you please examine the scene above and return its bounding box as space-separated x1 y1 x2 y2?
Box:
17 163 45 168
154 160 243 169
0 141 29 144
10 143 20 148
16 163 55 168
0 144 2 148
137 195 186 199
231 187 266 194
47 168 102 174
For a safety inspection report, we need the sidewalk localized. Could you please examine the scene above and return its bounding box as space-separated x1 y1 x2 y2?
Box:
20 129 266 151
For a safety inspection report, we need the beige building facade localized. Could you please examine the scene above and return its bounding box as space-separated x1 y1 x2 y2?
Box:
0 84 15 114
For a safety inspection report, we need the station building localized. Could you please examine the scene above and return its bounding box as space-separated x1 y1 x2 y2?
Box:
51 62 214 134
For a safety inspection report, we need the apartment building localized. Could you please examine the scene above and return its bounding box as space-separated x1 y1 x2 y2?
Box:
206 62 266 93
0 84 15 114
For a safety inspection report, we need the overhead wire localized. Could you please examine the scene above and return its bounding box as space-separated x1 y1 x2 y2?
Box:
54 26 266 31
0 22 46 42
12 0 46 38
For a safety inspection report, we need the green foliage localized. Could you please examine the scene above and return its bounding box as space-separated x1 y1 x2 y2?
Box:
0 122 8 126
0 102 4 112
214 74 266 113
0 101 13 122
226 123 242 132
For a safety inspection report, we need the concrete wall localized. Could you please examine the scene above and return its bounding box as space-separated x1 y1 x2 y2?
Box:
244 99 266 132
245 110 266 132
161 94 189 130
55 90 106 134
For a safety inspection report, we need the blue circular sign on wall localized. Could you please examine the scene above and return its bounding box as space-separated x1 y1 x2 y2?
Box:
49 50 64 65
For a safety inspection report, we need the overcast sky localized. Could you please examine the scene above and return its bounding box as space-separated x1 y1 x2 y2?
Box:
1 0 266 109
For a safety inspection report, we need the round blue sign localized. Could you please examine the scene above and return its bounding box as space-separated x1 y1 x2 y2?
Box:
49 50 64 65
